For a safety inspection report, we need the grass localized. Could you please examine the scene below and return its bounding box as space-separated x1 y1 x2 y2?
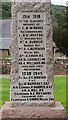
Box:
0 78 10 107
54 76 67 113
0 76 67 114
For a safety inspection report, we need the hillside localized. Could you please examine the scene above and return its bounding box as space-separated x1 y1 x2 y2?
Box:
51 4 66 28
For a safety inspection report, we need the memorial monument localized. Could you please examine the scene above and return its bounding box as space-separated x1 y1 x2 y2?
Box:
1 0 67 119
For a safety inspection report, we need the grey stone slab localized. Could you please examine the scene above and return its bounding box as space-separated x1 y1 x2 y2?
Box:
1 102 67 120
10 1 54 106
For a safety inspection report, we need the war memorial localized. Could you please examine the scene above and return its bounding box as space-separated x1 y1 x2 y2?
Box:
1 0 67 119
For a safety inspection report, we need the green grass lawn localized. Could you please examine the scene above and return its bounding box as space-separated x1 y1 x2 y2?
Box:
54 76 67 113
0 76 68 114
0 78 10 107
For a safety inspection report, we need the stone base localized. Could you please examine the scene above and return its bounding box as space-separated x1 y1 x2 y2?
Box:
0 102 67 120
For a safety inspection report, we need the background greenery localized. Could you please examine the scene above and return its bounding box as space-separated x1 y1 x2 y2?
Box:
0 2 11 19
0 76 67 114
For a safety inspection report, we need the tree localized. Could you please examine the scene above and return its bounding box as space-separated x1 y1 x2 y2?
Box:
53 7 68 57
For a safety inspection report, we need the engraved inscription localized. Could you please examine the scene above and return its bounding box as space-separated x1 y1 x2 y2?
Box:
11 12 54 103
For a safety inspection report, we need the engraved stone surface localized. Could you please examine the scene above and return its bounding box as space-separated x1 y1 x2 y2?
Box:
11 1 54 106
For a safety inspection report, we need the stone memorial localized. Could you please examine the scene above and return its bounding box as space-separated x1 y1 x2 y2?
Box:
11 2 54 107
1 0 67 120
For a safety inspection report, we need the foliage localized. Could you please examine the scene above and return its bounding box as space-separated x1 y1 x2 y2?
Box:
0 2 11 19
52 5 68 56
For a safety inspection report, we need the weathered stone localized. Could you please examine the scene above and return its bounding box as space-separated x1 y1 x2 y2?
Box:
11 0 54 107
1 102 67 120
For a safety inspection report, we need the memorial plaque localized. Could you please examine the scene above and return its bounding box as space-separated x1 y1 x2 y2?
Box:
11 1 54 106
